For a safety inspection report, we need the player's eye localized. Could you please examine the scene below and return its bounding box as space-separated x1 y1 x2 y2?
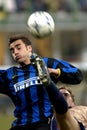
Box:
62 93 71 97
16 46 21 50
16 44 21 50
9 48 14 53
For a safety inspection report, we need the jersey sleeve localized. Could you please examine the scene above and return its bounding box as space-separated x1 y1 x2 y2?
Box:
43 57 83 84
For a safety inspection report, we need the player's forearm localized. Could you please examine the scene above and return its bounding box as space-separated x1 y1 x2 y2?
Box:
59 68 83 84
48 67 83 84
46 81 68 114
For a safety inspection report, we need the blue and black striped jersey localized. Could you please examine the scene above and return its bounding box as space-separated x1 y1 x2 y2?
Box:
50 116 58 130
0 57 83 127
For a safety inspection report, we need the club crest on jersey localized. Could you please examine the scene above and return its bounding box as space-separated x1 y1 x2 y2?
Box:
14 76 42 92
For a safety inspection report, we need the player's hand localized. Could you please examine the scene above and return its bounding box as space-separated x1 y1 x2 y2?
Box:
48 68 61 78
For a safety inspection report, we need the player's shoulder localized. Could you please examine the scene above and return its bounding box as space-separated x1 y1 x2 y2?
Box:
42 57 58 62
71 105 87 113
78 105 87 110
1 66 19 74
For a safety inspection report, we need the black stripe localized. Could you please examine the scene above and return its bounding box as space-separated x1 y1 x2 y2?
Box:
47 58 60 83
47 58 54 68
23 66 33 123
37 85 45 121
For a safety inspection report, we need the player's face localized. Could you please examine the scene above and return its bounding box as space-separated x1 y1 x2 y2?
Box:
9 39 32 64
60 89 74 108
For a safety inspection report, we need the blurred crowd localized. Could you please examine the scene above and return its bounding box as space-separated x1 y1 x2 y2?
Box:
0 0 87 14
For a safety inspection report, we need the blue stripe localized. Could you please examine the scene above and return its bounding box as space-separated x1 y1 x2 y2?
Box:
43 87 52 117
30 86 39 122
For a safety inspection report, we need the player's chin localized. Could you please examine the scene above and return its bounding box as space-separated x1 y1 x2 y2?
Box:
15 58 24 63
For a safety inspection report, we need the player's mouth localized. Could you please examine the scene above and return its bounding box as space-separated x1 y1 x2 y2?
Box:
15 56 22 61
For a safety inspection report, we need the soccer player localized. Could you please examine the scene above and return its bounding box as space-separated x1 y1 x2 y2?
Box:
46 84 87 130
0 34 83 130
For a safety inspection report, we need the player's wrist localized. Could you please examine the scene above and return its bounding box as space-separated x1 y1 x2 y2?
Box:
56 68 61 78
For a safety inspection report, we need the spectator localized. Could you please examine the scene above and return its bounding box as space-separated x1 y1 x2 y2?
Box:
31 0 49 12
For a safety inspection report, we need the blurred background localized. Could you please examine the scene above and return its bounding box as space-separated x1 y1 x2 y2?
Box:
0 0 87 129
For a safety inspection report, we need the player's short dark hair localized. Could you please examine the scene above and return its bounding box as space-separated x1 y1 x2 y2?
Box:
9 34 32 46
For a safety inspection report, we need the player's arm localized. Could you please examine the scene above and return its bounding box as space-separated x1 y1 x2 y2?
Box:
46 82 82 130
43 57 83 84
55 110 81 130
56 59 83 84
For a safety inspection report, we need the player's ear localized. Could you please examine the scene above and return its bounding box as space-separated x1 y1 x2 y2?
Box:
27 45 32 52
